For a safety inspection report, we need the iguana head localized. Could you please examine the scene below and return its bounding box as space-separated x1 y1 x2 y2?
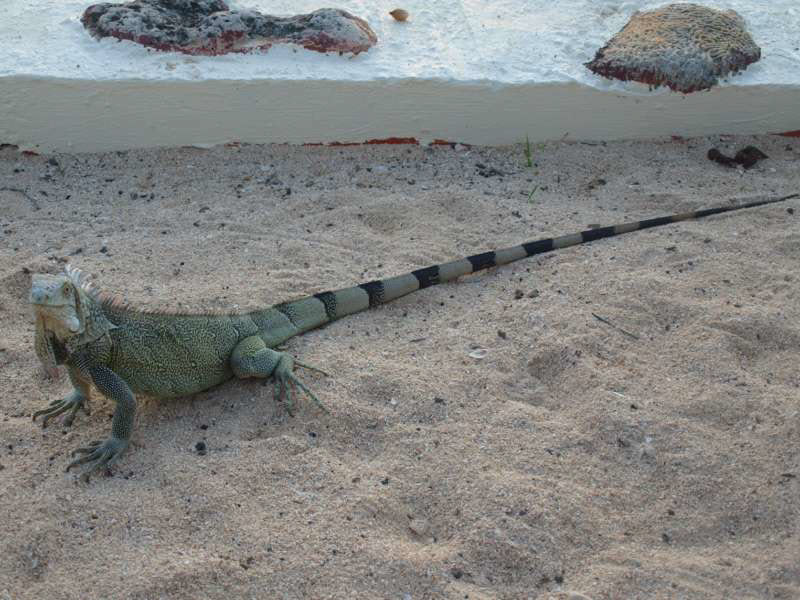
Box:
30 274 85 335
30 267 114 376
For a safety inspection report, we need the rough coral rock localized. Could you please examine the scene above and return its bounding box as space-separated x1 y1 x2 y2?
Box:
81 0 377 56
585 3 761 93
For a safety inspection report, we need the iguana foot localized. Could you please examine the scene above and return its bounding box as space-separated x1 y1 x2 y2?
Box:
232 336 328 415
272 355 328 416
66 437 128 482
32 390 90 428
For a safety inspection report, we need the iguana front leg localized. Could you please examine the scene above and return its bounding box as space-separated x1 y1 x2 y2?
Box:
231 335 328 415
64 359 135 481
32 369 91 427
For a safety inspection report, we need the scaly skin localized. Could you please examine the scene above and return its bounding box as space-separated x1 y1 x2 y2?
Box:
30 194 797 480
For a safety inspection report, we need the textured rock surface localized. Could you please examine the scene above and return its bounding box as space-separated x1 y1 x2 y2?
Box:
585 3 761 93
81 0 377 56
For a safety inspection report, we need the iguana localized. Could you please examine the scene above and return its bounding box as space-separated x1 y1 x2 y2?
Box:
30 194 797 480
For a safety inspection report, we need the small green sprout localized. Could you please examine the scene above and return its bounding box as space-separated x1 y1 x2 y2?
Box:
524 135 533 168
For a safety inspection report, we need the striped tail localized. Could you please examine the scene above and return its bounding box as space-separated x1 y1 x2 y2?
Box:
256 194 796 343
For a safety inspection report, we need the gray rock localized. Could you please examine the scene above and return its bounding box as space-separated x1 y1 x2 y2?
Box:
81 0 377 56
585 4 760 93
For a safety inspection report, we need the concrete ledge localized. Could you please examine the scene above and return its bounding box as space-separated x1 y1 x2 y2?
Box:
2 76 799 153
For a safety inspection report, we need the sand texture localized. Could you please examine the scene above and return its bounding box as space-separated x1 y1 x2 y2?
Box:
1 135 798 599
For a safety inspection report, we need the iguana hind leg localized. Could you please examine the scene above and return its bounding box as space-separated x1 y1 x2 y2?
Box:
231 335 328 415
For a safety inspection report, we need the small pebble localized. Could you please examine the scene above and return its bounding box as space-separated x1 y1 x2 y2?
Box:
389 8 409 22
408 518 429 536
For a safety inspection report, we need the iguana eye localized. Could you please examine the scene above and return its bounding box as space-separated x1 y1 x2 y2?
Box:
61 283 72 297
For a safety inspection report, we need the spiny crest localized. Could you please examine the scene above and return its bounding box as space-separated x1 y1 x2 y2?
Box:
64 264 93 292
62 264 250 317
65 264 120 305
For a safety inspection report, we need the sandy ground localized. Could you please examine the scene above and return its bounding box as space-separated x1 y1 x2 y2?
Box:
0 135 798 600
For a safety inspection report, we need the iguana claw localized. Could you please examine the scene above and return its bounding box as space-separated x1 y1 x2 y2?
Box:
33 390 90 428
66 436 129 482
293 360 329 377
273 359 328 416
